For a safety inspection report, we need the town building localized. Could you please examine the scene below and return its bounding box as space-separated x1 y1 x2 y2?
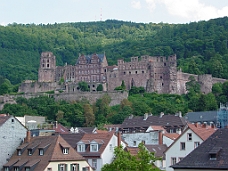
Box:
165 123 217 171
3 133 93 171
171 128 228 171
62 132 126 171
0 114 27 170
16 115 46 130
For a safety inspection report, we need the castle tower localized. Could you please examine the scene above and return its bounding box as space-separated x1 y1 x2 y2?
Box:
38 52 56 82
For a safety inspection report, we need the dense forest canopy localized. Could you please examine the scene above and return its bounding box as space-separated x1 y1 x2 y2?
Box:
1 17 228 85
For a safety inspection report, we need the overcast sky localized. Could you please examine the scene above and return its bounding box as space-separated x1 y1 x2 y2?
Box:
1 0 228 26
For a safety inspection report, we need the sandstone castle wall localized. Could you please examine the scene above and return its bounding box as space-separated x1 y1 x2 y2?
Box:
18 52 227 97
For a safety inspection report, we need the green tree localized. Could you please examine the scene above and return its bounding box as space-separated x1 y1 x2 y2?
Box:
83 104 95 126
78 81 89 91
102 143 160 171
97 84 103 91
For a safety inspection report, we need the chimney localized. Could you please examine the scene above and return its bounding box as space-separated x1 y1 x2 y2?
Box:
25 130 31 143
117 131 121 147
160 112 164 118
144 113 148 120
210 122 215 128
178 111 182 117
158 131 163 145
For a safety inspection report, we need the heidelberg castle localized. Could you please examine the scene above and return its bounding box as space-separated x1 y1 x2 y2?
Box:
18 52 227 95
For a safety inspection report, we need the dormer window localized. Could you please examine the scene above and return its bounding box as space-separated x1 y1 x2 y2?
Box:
25 167 30 171
39 149 44 156
14 167 19 171
209 147 221 160
4 167 9 171
90 144 98 152
63 148 69 154
17 149 22 156
77 144 85 152
28 149 32 155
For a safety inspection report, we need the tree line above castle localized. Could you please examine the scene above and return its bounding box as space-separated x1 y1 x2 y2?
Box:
0 17 228 86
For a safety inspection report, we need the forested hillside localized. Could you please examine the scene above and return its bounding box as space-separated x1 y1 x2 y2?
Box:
1 17 228 85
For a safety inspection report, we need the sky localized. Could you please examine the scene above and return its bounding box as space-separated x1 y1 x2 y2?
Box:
1 0 228 26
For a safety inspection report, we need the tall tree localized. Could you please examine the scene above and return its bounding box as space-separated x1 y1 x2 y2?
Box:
102 143 160 171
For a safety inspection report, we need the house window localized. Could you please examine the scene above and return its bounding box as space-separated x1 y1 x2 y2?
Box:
194 142 200 148
58 164 67 171
14 167 19 171
92 159 97 169
63 148 69 154
179 157 184 161
71 164 79 171
133 141 136 146
187 133 192 141
77 144 85 152
39 149 44 155
25 167 30 171
180 142 185 150
17 149 22 156
171 157 176 165
4 167 9 171
11 119 14 123
82 167 89 171
90 144 98 152
109 144 112 151
210 153 217 160
28 149 32 155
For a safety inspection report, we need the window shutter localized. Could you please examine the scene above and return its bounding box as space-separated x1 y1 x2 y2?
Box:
77 164 79 171
70 164 72 171
65 164 67 171
58 164 60 171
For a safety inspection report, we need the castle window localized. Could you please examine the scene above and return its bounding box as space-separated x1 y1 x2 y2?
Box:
42 64 45 67
104 69 106 72
142 71 144 73
129 72 131 75
162 83 164 86
124 72 126 75
47 59 49 62
47 64 49 68
160 76 162 79
135 71 138 74
164 63 166 66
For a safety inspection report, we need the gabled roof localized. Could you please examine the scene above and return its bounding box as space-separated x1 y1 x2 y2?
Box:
145 144 167 159
187 123 217 141
184 111 217 123
53 123 70 134
0 114 11 127
163 133 179 140
78 132 115 157
172 128 228 169
165 123 217 153
120 115 187 129
61 133 85 148
3 135 86 171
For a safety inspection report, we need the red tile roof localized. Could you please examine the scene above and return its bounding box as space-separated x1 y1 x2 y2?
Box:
4 135 86 171
163 133 179 140
187 123 217 141
78 132 114 157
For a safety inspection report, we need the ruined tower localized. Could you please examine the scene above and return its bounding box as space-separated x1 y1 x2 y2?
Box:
38 52 56 82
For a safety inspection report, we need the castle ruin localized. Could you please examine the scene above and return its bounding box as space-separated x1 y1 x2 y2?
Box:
18 52 227 95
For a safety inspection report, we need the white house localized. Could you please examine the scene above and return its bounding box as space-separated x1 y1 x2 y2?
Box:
165 123 217 171
63 132 126 171
0 114 27 170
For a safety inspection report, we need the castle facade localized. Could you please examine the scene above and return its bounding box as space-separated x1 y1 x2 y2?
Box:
19 52 227 95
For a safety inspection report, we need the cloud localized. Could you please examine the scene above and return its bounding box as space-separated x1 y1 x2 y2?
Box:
131 0 142 9
145 0 228 22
